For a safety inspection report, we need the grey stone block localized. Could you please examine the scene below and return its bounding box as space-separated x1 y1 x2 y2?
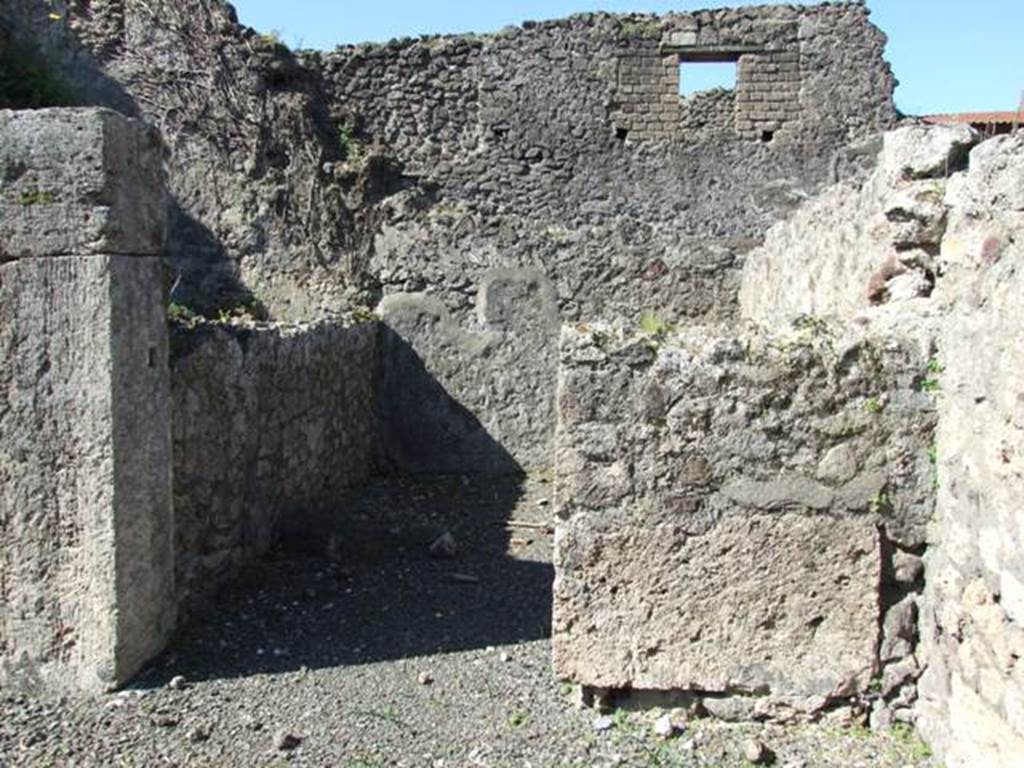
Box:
0 255 174 693
552 322 935 712
0 108 167 260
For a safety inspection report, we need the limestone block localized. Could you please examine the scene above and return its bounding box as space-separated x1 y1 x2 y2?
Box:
0 255 174 693
552 322 935 710
554 515 880 698
878 124 977 182
0 108 166 260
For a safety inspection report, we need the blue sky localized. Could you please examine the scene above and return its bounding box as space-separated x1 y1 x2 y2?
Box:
231 1 1023 115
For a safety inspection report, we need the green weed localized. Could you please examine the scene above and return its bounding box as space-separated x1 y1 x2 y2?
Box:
618 20 661 38
167 302 196 323
209 292 270 324
921 357 944 393
337 124 362 162
350 306 379 324
18 189 55 206
639 311 674 337
255 30 287 50
869 492 893 515
891 723 933 761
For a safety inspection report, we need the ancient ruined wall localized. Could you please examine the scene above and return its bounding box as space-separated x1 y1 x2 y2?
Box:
1 0 376 318
0 2 899 474
739 126 1024 763
321 3 896 472
915 133 1024 767
613 4 893 144
0 108 174 693
741 124 978 324
553 322 935 721
170 319 380 609
324 5 895 321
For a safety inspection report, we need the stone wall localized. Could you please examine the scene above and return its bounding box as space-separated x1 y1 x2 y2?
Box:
0 108 174 693
170 318 380 609
552 322 935 721
740 124 978 325
2 0 898 473
915 133 1024 767
376 269 560 475
1 0 373 317
739 126 1024 763
614 9 805 143
320 2 895 472
0 104 383 688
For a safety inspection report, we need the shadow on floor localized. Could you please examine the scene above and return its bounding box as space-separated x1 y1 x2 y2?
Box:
141 311 556 686
137 474 554 687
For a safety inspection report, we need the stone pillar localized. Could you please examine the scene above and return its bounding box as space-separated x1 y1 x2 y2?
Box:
0 108 174 693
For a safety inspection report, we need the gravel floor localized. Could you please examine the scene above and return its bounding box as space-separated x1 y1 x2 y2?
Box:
0 477 938 767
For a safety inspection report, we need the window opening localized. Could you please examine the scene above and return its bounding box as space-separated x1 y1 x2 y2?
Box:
678 60 737 97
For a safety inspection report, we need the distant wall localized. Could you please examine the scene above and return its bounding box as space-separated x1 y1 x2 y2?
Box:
1 1 898 475
322 2 896 472
612 5 892 143
170 319 380 609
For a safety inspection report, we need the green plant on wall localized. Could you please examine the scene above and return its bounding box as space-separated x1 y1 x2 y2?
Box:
869 491 893 515
928 440 940 489
337 123 362 162
18 189 55 206
921 356 944 394
0 39 72 109
167 302 197 324
639 310 674 338
254 29 287 51
618 20 661 39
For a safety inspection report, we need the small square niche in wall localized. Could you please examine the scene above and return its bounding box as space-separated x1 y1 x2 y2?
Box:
679 61 737 97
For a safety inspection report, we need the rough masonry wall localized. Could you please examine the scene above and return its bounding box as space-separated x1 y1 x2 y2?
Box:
740 126 1024 763
612 4 894 144
0 2 898 474
553 321 935 722
170 319 380 609
2 0 375 317
321 3 896 472
0 108 174 693
916 133 1024 767
1 3 899 475
741 124 979 325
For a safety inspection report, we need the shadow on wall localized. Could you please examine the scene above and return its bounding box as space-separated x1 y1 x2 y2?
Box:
166 200 257 317
137 332 553 685
377 326 523 476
